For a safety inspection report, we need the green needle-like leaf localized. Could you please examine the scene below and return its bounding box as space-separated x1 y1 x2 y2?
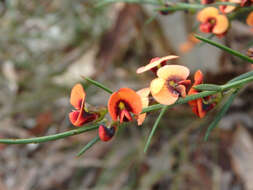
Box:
204 89 239 141
228 70 253 83
194 84 222 91
0 123 100 144
195 35 253 64
76 136 100 157
84 77 113 94
221 75 253 91
144 105 168 153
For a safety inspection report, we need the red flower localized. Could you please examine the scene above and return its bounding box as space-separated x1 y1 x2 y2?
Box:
188 70 216 118
108 88 142 123
98 125 116 142
69 84 98 127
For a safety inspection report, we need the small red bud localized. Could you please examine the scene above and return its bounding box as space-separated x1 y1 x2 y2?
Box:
98 125 115 142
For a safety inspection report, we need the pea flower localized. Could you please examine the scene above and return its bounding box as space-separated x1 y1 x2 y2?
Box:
150 65 191 105
98 125 116 142
69 84 98 127
247 11 253 32
136 88 150 126
197 7 229 36
219 0 239 13
108 88 142 123
188 70 216 118
136 55 179 74
179 33 200 53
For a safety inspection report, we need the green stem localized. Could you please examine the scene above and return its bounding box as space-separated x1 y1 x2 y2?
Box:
221 75 253 91
0 123 100 144
228 70 253 83
76 136 100 157
144 105 168 153
194 72 253 91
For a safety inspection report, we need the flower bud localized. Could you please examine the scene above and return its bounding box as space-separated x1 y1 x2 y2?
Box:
98 125 116 142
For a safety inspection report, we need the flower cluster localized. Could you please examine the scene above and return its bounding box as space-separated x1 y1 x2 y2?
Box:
68 55 218 143
178 3 252 53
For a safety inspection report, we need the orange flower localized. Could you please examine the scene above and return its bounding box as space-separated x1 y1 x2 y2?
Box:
150 65 191 105
179 33 200 53
188 70 215 118
108 88 142 123
69 84 98 127
219 0 240 14
197 7 229 36
136 55 179 74
247 11 253 31
136 88 150 126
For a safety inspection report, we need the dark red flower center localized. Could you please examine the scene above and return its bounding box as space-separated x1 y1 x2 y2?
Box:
115 100 133 123
166 76 186 96
200 18 216 33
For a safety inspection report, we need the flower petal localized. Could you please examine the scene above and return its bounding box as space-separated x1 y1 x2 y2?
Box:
136 55 179 74
247 12 253 26
137 113 147 126
197 99 206 118
194 70 204 85
176 85 186 97
213 15 229 34
69 110 86 127
151 85 179 105
137 88 150 126
157 65 190 81
219 5 236 14
150 78 165 95
197 7 219 23
108 88 142 121
70 83 86 110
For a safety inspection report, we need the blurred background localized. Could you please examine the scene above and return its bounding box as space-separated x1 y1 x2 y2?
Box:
0 0 252 189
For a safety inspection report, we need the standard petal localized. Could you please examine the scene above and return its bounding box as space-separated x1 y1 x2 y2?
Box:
213 15 229 34
136 55 179 74
157 65 190 80
70 83 86 110
197 7 219 23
